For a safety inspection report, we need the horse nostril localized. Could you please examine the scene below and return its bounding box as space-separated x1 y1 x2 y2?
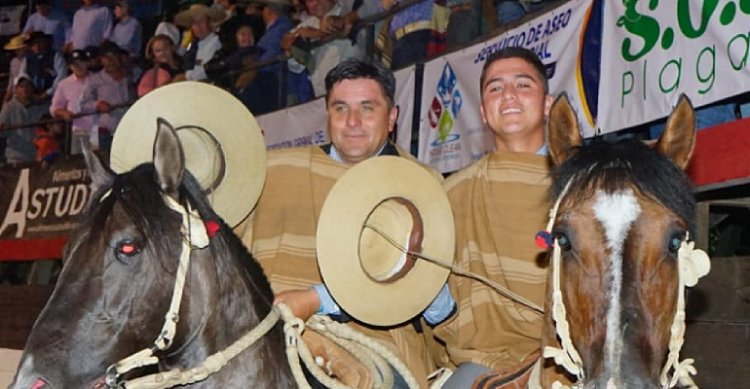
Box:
30 378 49 389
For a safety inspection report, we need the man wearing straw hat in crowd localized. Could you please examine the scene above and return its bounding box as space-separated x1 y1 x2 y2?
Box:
235 58 456 388
3 34 27 103
176 3 226 81
430 46 554 387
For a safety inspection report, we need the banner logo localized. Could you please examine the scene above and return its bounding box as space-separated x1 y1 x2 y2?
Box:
429 63 462 145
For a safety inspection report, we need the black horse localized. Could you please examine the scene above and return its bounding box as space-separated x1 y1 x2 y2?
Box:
11 119 295 388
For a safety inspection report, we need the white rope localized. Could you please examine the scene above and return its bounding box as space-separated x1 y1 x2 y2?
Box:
307 314 420 389
659 235 709 389
122 308 281 388
363 223 544 314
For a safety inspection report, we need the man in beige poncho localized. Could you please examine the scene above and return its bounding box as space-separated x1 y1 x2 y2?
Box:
235 58 456 388
432 47 554 388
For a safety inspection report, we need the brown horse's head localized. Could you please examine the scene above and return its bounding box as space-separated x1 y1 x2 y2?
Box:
541 95 700 388
11 120 291 388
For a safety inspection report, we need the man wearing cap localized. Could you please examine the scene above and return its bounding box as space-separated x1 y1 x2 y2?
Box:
80 45 134 152
430 46 553 387
18 32 67 101
23 0 71 52
235 58 454 387
50 50 95 154
110 1 143 59
177 3 225 82
0 76 47 165
66 0 113 52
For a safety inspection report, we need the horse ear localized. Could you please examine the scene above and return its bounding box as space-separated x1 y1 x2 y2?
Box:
153 118 185 198
81 138 114 193
547 93 583 166
655 94 696 170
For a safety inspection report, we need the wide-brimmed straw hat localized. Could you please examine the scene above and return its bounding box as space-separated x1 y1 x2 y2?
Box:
316 156 455 326
110 81 267 227
175 4 226 28
4 34 26 50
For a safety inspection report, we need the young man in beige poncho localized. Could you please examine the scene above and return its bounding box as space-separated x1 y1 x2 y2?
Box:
432 46 555 388
235 58 456 388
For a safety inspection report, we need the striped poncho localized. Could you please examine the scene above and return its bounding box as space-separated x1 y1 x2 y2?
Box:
432 151 552 374
235 144 440 387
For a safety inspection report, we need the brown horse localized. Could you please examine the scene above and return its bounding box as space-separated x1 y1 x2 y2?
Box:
537 95 708 388
10 120 295 388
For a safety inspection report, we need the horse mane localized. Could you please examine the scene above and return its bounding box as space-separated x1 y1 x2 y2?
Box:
80 164 275 316
550 138 696 233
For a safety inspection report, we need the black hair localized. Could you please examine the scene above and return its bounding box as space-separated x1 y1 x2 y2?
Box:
479 46 549 94
324 58 396 107
551 138 696 234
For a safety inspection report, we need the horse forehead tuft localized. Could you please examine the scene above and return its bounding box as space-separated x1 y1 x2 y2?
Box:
592 188 641 247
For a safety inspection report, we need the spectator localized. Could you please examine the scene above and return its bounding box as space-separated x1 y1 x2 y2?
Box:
110 0 143 59
382 0 447 69
495 0 525 25
216 0 264 53
80 45 135 152
242 0 294 113
283 0 361 97
0 76 47 164
176 3 225 81
22 0 71 52
155 2 182 47
50 50 95 154
33 113 63 166
446 0 482 49
206 21 264 91
137 35 184 97
18 32 67 101
3 34 27 103
66 0 114 52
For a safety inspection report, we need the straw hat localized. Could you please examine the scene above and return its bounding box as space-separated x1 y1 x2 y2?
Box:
110 81 267 227
4 34 26 51
316 156 455 326
175 4 226 28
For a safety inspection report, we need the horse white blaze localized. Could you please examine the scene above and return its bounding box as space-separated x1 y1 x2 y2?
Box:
592 189 641 380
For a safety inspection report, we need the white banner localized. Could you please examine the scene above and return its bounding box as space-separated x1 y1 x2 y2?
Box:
258 65 417 153
0 5 26 36
418 0 595 173
258 97 329 150
598 1 750 131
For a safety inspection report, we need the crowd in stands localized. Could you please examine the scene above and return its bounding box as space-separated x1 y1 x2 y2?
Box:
0 0 553 167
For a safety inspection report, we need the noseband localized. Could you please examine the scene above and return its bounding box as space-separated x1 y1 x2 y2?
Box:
538 173 710 389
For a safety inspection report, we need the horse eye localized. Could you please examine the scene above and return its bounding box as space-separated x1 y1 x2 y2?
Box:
667 234 683 253
116 240 141 257
555 233 572 251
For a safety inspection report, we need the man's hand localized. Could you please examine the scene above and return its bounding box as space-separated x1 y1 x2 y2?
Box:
95 100 111 113
53 109 74 121
274 288 321 321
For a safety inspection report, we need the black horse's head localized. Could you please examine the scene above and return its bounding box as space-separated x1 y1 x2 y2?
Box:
12 119 291 388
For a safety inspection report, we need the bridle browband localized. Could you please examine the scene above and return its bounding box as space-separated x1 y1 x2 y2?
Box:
537 172 710 389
